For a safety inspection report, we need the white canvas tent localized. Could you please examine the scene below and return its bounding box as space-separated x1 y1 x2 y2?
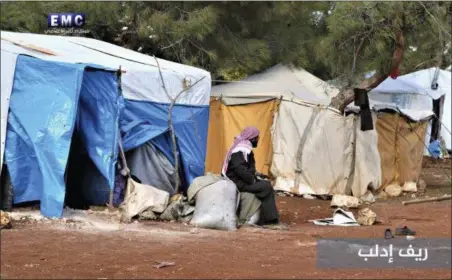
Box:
211 63 339 105
0 31 212 177
208 63 381 198
0 31 211 106
0 51 17 171
345 68 450 189
360 68 451 150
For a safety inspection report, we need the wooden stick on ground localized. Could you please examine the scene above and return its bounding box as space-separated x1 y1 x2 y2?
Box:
402 195 452 205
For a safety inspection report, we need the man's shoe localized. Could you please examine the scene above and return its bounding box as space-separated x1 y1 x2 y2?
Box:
395 226 416 236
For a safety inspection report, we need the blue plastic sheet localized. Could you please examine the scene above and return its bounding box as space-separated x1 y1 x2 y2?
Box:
76 69 122 189
5 55 120 218
428 139 442 159
5 56 85 217
120 100 209 187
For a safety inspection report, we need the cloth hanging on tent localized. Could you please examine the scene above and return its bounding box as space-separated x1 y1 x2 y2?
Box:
126 141 176 195
354 88 374 131
390 67 399 79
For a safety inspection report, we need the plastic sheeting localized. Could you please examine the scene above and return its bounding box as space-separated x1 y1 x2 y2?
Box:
5 55 85 217
120 100 210 187
441 92 451 150
375 113 428 189
372 68 451 100
1 31 211 106
346 92 434 122
0 51 17 172
1 30 212 215
77 69 122 189
347 68 451 147
271 101 381 198
126 141 176 196
205 98 278 176
4 55 120 218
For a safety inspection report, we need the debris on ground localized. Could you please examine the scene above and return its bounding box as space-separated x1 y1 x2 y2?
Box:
262 223 289 231
159 197 195 223
376 191 389 200
120 178 170 223
315 195 332 201
276 191 293 197
310 208 359 227
138 209 158 220
385 183 403 197
402 181 417 193
1 210 12 229
417 179 427 194
360 191 376 204
153 261 175 269
356 208 377 226
330 194 360 208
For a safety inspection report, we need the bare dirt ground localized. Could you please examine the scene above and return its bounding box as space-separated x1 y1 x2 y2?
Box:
1 157 450 279
1 192 451 279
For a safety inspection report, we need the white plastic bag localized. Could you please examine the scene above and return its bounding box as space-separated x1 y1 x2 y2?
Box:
190 180 238 231
120 178 170 223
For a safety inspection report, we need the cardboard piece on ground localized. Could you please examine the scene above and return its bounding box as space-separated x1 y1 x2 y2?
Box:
310 208 360 227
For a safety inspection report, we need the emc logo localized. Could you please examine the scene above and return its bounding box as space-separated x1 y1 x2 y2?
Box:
48 13 86 28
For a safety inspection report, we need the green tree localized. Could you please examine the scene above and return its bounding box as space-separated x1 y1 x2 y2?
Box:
317 1 451 112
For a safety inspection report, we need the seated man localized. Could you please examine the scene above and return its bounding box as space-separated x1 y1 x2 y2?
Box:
222 126 286 230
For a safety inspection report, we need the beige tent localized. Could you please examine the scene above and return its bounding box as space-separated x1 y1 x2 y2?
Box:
206 64 382 198
346 69 445 189
207 63 338 176
375 113 428 189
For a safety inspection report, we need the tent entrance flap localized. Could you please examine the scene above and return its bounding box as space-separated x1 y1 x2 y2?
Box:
5 55 85 218
5 55 121 218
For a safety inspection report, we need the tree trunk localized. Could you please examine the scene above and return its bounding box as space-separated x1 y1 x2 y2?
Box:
329 30 405 113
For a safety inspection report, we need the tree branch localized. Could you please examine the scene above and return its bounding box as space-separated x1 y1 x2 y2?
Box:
329 29 405 113
153 55 206 195
161 38 184 50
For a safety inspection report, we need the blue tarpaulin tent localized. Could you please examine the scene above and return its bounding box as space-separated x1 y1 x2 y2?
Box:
1 31 211 218
120 100 209 190
4 54 121 218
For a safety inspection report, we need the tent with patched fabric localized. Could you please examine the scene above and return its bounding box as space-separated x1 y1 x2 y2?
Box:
0 31 211 218
208 63 382 199
346 67 451 190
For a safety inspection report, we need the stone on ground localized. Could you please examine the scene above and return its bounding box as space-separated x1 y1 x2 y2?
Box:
330 194 360 208
402 181 417 193
357 208 377 226
385 183 402 197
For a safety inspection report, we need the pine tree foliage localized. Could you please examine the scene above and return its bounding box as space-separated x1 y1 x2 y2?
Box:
1 1 450 87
